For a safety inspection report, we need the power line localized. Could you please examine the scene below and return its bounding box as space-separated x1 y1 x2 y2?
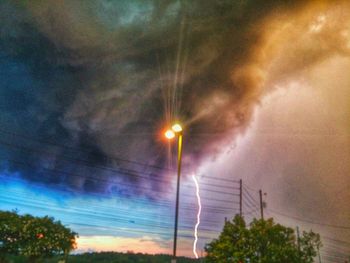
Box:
0 169 239 218
0 129 249 198
0 137 240 196
323 236 350 246
244 207 260 217
242 187 260 212
242 185 259 203
3 132 348 237
0 128 174 172
0 139 171 182
267 208 350 230
0 189 233 220
0 194 226 233
243 183 260 192
0 150 238 200
321 251 349 260
242 193 259 211
66 221 216 241
323 244 350 254
0 174 236 214
1 198 226 248
201 175 240 184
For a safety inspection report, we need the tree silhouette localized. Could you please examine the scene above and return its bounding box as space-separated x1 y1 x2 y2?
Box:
0 210 77 263
205 215 321 263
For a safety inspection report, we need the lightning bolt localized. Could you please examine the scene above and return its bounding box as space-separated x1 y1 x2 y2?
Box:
192 175 201 259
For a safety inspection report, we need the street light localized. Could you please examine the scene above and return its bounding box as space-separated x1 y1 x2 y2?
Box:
164 123 183 263
165 130 176 140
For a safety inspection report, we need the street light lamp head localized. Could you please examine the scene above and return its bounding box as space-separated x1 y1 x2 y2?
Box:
172 123 183 133
165 129 175 139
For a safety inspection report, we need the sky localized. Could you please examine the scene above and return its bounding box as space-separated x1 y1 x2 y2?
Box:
0 0 349 260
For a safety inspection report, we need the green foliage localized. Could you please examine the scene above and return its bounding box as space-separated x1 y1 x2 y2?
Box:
299 230 322 263
205 215 321 263
0 211 22 257
0 210 77 262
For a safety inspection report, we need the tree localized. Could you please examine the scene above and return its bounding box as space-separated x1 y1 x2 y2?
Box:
0 211 22 261
205 215 321 263
0 210 77 263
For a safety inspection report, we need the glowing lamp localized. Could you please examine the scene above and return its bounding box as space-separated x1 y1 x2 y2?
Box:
165 129 175 139
172 123 182 133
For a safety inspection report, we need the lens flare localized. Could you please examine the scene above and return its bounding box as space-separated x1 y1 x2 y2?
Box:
165 129 175 139
192 175 201 259
172 123 183 133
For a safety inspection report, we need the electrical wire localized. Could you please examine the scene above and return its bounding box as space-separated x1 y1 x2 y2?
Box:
0 139 240 197
267 208 350 230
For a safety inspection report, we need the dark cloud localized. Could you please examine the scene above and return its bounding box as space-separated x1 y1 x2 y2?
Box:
0 0 349 197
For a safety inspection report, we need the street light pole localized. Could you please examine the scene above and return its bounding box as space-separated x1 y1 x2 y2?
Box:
173 132 183 262
165 123 183 263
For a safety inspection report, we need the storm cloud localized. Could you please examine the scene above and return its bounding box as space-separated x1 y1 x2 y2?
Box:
0 0 349 197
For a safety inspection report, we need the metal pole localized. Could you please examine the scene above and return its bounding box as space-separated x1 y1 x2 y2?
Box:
239 179 242 217
259 190 264 220
172 133 183 262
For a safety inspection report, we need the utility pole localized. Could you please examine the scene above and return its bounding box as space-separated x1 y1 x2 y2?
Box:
239 179 243 217
317 246 322 263
296 226 301 261
259 190 264 220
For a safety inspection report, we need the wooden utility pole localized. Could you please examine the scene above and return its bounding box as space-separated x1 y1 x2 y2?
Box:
317 246 322 263
239 179 243 217
296 226 301 261
259 190 264 220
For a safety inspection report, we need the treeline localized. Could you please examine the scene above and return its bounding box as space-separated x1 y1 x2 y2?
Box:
67 252 197 263
5 252 198 263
